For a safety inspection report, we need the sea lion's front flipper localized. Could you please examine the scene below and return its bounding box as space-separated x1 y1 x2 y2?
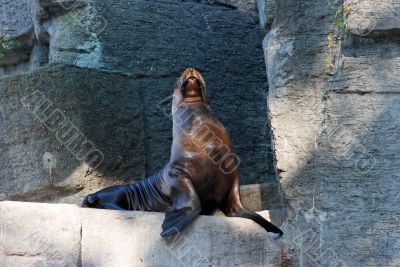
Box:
161 176 201 238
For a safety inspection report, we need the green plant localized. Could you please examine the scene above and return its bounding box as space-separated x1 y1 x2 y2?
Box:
325 1 351 70
0 37 23 59
335 2 351 42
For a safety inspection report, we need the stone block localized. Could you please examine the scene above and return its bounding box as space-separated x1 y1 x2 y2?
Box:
0 201 81 267
346 0 400 37
0 201 286 266
81 207 283 267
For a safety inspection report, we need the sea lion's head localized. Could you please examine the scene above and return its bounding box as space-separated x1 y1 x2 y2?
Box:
174 68 207 105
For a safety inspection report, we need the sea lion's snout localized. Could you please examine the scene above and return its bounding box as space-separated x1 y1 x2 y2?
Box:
187 76 197 82
179 68 206 103
183 77 200 96
182 68 201 85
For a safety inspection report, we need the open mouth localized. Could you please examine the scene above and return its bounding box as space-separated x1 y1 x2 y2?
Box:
184 96 202 103
181 77 203 102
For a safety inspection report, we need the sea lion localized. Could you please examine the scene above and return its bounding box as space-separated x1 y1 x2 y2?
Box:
82 68 283 238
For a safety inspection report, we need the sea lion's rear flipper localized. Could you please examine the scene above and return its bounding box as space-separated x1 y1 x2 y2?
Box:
161 176 201 238
225 208 283 237
221 178 283 237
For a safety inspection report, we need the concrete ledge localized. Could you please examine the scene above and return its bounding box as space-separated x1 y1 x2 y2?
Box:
0 201 283 266
0 201 81 267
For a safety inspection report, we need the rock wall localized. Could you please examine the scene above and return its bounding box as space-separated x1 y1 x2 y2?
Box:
0 0 277 202
65 0 273 185
0 0 48 76
0 64 146 203
258 0 400 266
0 63 281 206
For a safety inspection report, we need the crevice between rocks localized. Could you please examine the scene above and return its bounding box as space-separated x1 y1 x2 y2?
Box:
133 71 183 80
329 90 400 95
77 208 83 267
183 0 238 10
207 1 237 10
355 30 400 41
6 185 84 203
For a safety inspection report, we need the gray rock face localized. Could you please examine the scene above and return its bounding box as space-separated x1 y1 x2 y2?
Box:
0 0 275 187
48 0 274 184
346 0 400 37
0 64 145 203
256 0 276 30
0 0 32 37
0 201 283 267
259 0 400 265
0 0 33 70
39 0 87 17
240 183 281 211
0 63 277 207
0 0 51 76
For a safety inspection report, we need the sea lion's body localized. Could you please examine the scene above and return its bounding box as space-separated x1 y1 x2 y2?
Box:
82 68 283 238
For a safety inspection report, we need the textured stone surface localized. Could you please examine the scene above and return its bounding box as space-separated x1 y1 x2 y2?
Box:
0 64 145 203
0 0 35 69
240 183 282 211
0 0 53 75
39 0 87 17
0 0 32 37
81 207 282 267
346 0 400 37
1 0 274 185
0 63 277 207
0 201 81 267
0 201 284 267
260 0 400 266
256 0 276 30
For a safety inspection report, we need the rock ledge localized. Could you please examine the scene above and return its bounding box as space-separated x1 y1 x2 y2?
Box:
0 201 285 267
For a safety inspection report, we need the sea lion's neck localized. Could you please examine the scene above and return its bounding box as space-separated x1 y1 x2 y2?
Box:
172 100 210 135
